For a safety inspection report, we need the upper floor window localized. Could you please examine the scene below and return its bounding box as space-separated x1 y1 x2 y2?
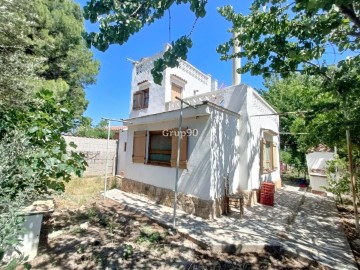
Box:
171 83 182 102
133 89 149 110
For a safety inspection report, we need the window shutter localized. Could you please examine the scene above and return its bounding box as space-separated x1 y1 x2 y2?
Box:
171 84 182 102
132 131 147 163
260 138 265 174
133 92 143 110
142 89 149 108
171 128 188 169
272 142 278 170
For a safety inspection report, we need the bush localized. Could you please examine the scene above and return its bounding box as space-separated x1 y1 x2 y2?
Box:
325 155 350 203
0 90 87 267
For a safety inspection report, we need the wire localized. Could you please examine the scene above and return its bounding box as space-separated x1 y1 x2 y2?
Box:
168 8 171 42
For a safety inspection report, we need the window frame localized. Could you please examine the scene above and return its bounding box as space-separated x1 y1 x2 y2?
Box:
261 138 278 174
171 83 183 102
147 131 172 167
132 88 149 110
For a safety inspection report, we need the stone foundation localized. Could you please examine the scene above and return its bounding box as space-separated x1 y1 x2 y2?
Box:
118 178 224 219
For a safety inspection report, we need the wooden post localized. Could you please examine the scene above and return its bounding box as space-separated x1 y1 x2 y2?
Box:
346 129 359 234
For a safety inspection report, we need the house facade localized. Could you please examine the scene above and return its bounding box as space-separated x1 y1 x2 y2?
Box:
117 45 281 219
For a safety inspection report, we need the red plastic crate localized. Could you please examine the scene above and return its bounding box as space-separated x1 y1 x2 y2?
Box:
260 182 275 206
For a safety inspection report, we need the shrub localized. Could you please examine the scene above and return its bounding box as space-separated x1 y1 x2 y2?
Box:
325 155 350 203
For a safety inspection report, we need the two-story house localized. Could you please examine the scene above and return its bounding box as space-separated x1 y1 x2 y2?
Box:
117 45 281 219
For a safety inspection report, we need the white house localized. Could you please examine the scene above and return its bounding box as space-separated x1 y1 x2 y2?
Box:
117 45 281 219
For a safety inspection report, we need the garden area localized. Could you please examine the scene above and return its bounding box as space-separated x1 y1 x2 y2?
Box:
1 0 360 269
30 177 321 270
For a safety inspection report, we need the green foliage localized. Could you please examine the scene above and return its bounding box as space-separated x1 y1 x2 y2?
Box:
0 0 40 108
260 74 322 169
217 0 359 79
0 90 87 267
325 155 350 203
137 226 162 245
261 71 360 171
280 150 291 164
0 0 96 266
122 244 133 260
83 0 205 84
74 118 115 139
83 0 359 88
32 0 100 117
0 90 87 198
0 0 99 115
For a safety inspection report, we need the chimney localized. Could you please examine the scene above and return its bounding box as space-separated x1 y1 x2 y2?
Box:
232 32 241 85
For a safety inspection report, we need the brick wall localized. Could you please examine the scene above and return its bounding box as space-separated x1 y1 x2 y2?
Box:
63 136 118 176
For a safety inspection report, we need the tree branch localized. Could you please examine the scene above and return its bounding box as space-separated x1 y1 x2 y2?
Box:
337 4 360 30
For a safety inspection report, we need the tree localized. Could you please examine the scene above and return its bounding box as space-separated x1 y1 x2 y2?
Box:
0 1 98 266
259 74 322 171
83 0 206 84
32 0 100 117
74 118 115 139
0 0 40 108
217 1 359 79
83 1 359 84
0 0 99 116
0 90 87 268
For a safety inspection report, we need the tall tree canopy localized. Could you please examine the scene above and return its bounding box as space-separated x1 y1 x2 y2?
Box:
0 1 98 265
261 72 360 163
1 0 99 115
33 0 100 117
0 0 39 107
218 0 359 78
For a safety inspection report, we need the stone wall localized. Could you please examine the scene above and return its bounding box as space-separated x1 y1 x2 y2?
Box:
63 136 118 176
119 178 225 219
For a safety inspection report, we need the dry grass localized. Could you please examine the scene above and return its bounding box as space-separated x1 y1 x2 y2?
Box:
54 176 117 209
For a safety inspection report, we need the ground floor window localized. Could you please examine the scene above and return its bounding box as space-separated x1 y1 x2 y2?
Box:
148 131 172 165
261 139 278 174
132 129 188 169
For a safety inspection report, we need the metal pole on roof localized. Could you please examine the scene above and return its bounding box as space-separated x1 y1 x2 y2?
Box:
172 97 196 229
102 118 132 200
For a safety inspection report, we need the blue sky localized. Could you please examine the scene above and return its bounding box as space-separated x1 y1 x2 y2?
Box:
77 0 260 125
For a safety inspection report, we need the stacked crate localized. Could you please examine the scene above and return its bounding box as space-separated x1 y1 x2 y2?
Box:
260 182 275 206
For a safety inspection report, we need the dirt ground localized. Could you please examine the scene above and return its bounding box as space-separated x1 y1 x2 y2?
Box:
337 203 360 270
29 196 324 270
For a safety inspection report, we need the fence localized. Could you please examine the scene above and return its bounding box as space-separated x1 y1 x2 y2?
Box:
63 135 118 176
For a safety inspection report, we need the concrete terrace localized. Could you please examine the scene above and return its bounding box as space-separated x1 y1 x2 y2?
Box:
105 185 357 270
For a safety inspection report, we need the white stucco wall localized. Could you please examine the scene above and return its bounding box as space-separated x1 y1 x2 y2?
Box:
129 51 212 119
129 63 166 118
209 107 241 200
246 88 280 190
164 61 212 102
221 85 250 191
218 85 280 191
124 114 212 200
117 129 128 176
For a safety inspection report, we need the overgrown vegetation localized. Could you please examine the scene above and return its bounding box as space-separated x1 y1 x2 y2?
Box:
0 0 99 268
324 155 350 203
74 118 115 139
